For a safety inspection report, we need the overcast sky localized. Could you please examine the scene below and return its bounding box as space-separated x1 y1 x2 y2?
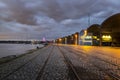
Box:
0 0 120 40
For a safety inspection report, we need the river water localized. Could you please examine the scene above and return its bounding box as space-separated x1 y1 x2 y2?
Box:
0 44 44 58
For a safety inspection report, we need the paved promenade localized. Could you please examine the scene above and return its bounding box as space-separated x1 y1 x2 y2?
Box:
0 44 120 80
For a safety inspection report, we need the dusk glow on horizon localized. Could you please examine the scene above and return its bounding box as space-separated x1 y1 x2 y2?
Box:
0 0 120 40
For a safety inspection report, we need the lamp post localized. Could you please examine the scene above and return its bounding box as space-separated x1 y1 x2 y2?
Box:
65 37 67 44
75 32 79 45
75 34 78 45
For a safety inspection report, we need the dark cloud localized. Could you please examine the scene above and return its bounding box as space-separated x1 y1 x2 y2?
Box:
0 0 120 40
1 0 36 25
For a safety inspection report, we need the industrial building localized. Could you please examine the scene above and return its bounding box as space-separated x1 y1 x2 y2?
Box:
101 13 120 46
55 13 120 47
79 24 100 46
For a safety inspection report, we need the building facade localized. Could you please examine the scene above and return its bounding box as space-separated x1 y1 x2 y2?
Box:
101 13 120 46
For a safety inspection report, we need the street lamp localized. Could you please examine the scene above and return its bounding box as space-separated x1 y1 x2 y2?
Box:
84 30 87 36
65 37 67 44
58 38 62 43
75 34 78 45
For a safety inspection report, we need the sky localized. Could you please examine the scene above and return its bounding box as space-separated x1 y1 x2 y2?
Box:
0 0 120 40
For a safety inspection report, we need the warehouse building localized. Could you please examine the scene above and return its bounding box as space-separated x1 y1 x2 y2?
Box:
101 13 120 46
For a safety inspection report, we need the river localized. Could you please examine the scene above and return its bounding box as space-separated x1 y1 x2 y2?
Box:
0 43 44 58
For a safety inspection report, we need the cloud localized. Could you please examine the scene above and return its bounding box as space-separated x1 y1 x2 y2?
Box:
0 0 120 40
0 0 36 25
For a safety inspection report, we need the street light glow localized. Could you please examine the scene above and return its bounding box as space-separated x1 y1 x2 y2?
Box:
102 35 111 39
75 34 78 38
84 30 87 36
102 35 112 42
85 36 92 39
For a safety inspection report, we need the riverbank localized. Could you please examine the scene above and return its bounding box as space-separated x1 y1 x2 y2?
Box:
0 44 44 58
0 44 45 64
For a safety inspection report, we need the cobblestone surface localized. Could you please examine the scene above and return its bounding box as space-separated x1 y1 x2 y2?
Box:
59 46 108 80
60 45 120 80
39 46 70 80
0 45 70 80
0 45 53 80
1 45 119 80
